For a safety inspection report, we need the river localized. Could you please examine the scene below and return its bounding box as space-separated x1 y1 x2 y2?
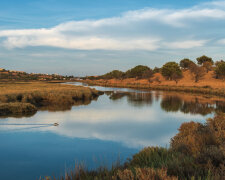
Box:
0 82 224 180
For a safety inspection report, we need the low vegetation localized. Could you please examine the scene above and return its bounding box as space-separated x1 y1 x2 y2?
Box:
43 114 225 180
0 102 37 117
0 82 103 117
82 55 225 94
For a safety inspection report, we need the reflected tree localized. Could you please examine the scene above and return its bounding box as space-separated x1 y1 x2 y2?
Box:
180 101 214 116
160 96 183 112
127 92 153 107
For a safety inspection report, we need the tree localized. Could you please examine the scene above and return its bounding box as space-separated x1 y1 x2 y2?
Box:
161 62 182 82
189 63 206 82
215 61 225 79
196 55 213 65
125 65 151 78
153 67 160 73
141 69 154 79
179 58 195 69
202 61 213 73
103 70 124 79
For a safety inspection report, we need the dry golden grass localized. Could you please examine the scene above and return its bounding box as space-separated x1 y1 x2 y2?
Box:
0 82 102 116
113 168 178 180
0 82 98 96
0 102 37 117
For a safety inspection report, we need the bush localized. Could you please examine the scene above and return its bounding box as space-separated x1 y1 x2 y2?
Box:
161 62 182 83
171 114 225 175
215 61 225 79
189 63 206 82
127 147 198 179
102 70 125 79
125 65 151 79
179 58 195 69
153 67 161 73
202 61 213 73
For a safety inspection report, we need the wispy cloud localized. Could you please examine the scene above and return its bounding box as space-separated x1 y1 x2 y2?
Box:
218 38 225 44
0 1 224 51
163 40 208 49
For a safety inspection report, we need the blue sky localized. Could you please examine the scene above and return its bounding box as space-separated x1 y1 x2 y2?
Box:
0 0 225 76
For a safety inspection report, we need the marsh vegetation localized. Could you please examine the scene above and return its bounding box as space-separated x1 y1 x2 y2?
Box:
0 82 103 117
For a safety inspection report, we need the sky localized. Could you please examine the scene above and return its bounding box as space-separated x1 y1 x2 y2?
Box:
0 0 225 76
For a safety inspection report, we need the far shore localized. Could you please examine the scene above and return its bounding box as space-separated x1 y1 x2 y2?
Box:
79 74 225 98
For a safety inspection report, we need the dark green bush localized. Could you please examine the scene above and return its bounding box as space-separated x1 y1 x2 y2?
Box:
161 62 182 82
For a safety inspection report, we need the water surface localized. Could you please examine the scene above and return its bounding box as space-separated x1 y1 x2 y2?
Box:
0 82 224 180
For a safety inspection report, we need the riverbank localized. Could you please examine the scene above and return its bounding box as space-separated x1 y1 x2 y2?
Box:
0 82 103 117
80 78 225 98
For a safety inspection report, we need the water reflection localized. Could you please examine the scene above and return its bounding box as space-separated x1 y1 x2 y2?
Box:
109 91 153 107
160 96 182 112
160 94 224 116
1 91 224 148
108 91 225 116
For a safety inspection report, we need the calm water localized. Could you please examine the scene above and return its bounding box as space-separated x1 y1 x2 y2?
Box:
0 82 224 180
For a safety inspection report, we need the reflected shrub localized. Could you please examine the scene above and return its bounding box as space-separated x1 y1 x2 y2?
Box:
160 96 182 112
180 101 214 116
109 92 153 107
127 93 153 107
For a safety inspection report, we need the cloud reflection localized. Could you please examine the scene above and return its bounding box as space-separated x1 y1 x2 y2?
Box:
0 93 210 148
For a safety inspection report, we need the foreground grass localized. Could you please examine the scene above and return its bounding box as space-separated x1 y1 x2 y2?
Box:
43 114 225 180
0 82 103 117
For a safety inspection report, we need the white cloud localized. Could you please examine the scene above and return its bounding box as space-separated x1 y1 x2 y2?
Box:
163 40 208 49
218 38 225 44
0 1 225 50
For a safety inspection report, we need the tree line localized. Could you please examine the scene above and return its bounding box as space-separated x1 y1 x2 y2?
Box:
84 55 225 83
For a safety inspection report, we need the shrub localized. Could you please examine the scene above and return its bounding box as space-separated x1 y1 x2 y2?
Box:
171 114 225 173
202 61 213 73
161 62 182 83
114 168 178 180
215 61 225 79
127 147 197 179
125 65 151 78
102 70 125 79
153 67 160 73
189 63 206 82
179 58 195 69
